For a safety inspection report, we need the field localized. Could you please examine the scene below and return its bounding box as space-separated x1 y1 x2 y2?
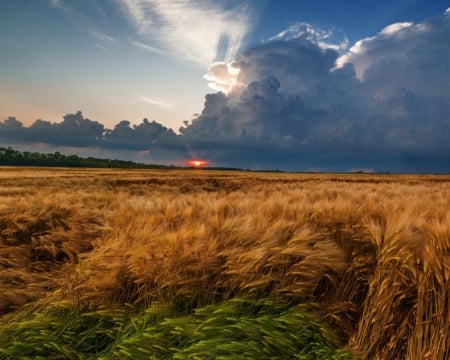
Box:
0 167 449 359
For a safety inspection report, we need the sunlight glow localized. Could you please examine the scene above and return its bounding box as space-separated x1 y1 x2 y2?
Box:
186 159 209 168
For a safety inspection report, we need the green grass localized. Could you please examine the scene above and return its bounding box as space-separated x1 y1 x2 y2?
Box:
0 298 353 359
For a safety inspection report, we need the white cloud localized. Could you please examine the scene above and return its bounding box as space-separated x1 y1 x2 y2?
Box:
204 62 241 93
380 22 413 36
140 97 173 109
115 0 252 67
333 39 372 79
88 29 116 44
131 40 164 54
334 20 432 80
269 22 349 53
116 0 154 33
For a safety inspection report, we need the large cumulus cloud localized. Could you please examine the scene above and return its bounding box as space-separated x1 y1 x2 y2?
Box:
182 12 450 172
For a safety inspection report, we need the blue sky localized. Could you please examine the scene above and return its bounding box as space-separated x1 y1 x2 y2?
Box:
1 0 450 172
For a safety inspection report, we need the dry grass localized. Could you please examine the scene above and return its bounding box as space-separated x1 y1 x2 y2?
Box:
0 167 449 358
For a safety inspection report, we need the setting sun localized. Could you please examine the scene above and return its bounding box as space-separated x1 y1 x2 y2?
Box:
186 159 209 168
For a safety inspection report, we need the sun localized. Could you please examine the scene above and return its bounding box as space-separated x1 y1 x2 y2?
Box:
186 159 209 168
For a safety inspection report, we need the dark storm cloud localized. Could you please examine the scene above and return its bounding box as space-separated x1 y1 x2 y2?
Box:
101 118 180 150
32 112 105 147
0 111 180 153
0 112 105 146
180 11 450 172
1 112 104 147
0 117 27 141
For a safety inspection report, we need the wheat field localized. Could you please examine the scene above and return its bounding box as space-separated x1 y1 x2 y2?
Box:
0 167 449 359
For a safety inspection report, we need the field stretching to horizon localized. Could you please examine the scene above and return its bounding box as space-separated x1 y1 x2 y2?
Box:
0 167 449 359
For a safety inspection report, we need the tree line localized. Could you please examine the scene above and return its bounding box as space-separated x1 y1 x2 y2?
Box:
0 147 173 169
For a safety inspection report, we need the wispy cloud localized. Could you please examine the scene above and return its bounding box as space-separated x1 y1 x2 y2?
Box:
140 96 173 109
116 0 154 32
49 1 116 48
49 0 63 9
95 43 109 52
131 40 164 54
89 29 116 44
115 0 252 67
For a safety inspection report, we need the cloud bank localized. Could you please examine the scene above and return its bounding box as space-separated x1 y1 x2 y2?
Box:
2 10 450 172
0 112 179 151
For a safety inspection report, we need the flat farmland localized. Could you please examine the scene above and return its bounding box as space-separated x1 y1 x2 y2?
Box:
0 167 449 359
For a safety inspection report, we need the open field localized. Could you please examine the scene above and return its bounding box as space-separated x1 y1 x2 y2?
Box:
0 167 449 359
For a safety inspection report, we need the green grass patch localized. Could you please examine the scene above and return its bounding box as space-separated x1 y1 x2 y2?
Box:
0 299 353 359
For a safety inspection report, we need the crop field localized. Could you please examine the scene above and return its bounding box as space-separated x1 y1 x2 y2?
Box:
0 167 449 359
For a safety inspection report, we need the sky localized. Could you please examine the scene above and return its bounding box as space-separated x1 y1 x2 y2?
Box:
1 0 450 172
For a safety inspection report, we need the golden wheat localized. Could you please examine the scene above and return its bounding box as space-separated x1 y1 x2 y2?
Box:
0 167 449 358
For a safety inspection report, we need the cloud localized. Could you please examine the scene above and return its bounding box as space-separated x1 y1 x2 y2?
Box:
30 112 105 147
131 40 164 54
178 14 450 172
101 118 179 150
116 0 154 33
49 0 63 9
204 62 241 93
115 0 252 66
268 22 349 52
231 34 343 101
0 117 28 143
140 97 173 109
0 112 105 147
50 1 116 48
88 29 116 44
95 43 109 52
334 15 450 87
380 22 414 36
0 112 180 154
